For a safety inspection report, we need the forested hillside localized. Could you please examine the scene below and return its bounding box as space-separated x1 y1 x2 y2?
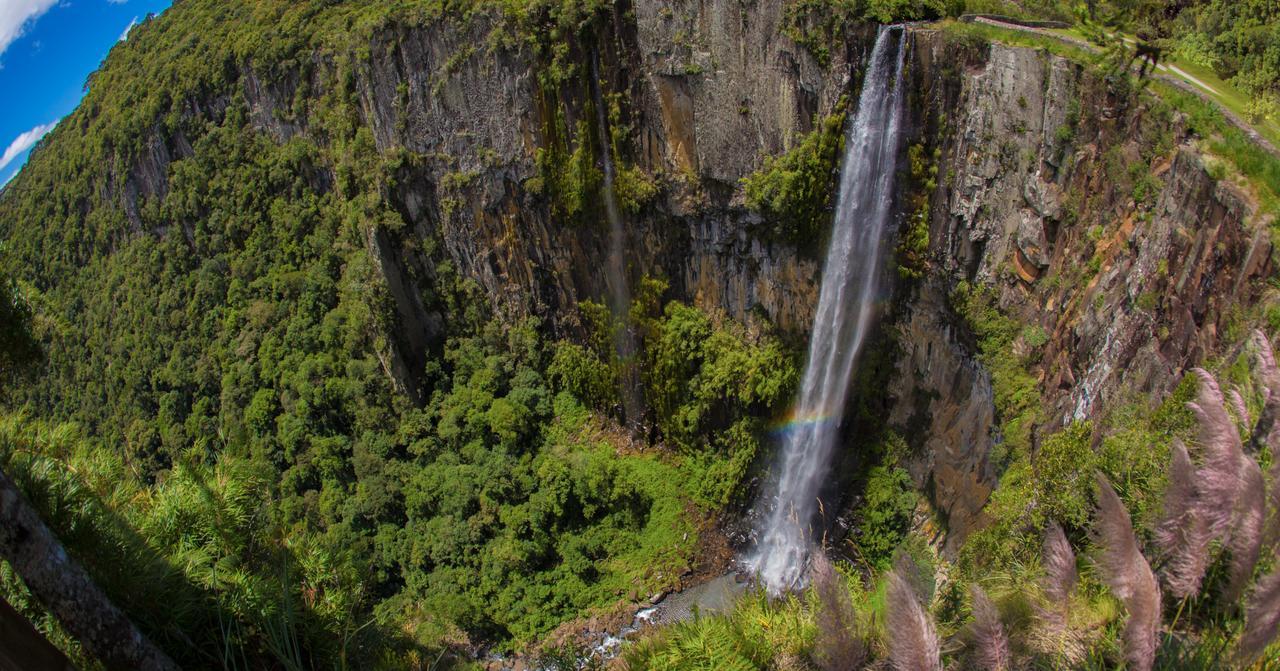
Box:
0 0 1278 669
1156 0 1280 117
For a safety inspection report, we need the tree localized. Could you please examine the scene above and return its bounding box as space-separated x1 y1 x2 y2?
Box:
0 275 177 670
0 280 39 390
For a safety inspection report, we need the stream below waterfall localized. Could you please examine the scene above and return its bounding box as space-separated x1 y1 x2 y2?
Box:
481 573 749 670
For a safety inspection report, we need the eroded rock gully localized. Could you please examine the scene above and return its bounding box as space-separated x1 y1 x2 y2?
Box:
109 5 1272 549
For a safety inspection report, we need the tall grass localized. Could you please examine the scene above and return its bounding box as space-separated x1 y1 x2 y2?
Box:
885 553 942 671
623 589 814 670
1094 474 1162 671
811 552 867 671
1145 85 1280 216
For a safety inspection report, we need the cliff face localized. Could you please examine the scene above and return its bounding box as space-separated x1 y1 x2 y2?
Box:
301 0 866 406
921 38 1267 422
92 7 1273 548
889 33 1270 548
346 0 864 341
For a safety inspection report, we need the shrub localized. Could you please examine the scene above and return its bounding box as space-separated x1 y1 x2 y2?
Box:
548 340 618 410
950 281 1042 463
743 103 848 248
855 461 916 568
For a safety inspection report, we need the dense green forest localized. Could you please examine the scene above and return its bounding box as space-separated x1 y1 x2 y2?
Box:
0 0 1278 669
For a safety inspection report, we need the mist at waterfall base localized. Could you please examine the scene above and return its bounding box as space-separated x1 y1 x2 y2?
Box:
747 26 908 595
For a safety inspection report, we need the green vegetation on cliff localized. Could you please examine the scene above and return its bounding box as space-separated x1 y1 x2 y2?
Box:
781 0 953 67
949 280 1042 467
630 325 1277 671
743 104 849 248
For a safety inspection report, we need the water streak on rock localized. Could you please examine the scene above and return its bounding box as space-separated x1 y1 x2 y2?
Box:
590 53 645 427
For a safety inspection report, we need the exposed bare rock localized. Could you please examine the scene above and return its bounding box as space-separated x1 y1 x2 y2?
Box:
888 281 996 552
888 32 1270 547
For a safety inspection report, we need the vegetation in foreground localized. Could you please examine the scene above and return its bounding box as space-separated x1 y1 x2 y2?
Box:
625 333 1280 671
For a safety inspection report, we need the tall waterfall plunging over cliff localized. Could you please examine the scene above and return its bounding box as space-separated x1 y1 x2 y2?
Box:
750 27 907 594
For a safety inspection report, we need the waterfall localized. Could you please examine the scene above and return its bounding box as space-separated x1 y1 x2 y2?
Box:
749 26 908 594
590 54 645 428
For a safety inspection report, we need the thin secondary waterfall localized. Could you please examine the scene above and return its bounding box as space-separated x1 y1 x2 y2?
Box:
750 26 908 594
590 54 644 427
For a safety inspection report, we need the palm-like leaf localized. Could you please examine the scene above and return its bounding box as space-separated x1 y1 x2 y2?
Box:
810 551 866 671
1042 521 1077 607
1186 368 1245 542
1236 563 1280 666
1250 330 1280 451
1033 521 1081 662
1267 459 1280 553
1154 439 1211 598
1224 456 1266 604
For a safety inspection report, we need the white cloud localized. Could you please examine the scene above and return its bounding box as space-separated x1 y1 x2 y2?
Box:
0 120 58 173
118 15 136 41
0 0 59 56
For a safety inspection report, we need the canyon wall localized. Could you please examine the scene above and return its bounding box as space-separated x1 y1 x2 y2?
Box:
102 6 1273 549
347 0 862 339
891 31 1270 548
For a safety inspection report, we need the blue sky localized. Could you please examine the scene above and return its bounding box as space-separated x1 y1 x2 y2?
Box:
0 0 172 186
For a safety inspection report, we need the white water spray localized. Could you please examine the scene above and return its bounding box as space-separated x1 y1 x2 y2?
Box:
750 27 908 594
